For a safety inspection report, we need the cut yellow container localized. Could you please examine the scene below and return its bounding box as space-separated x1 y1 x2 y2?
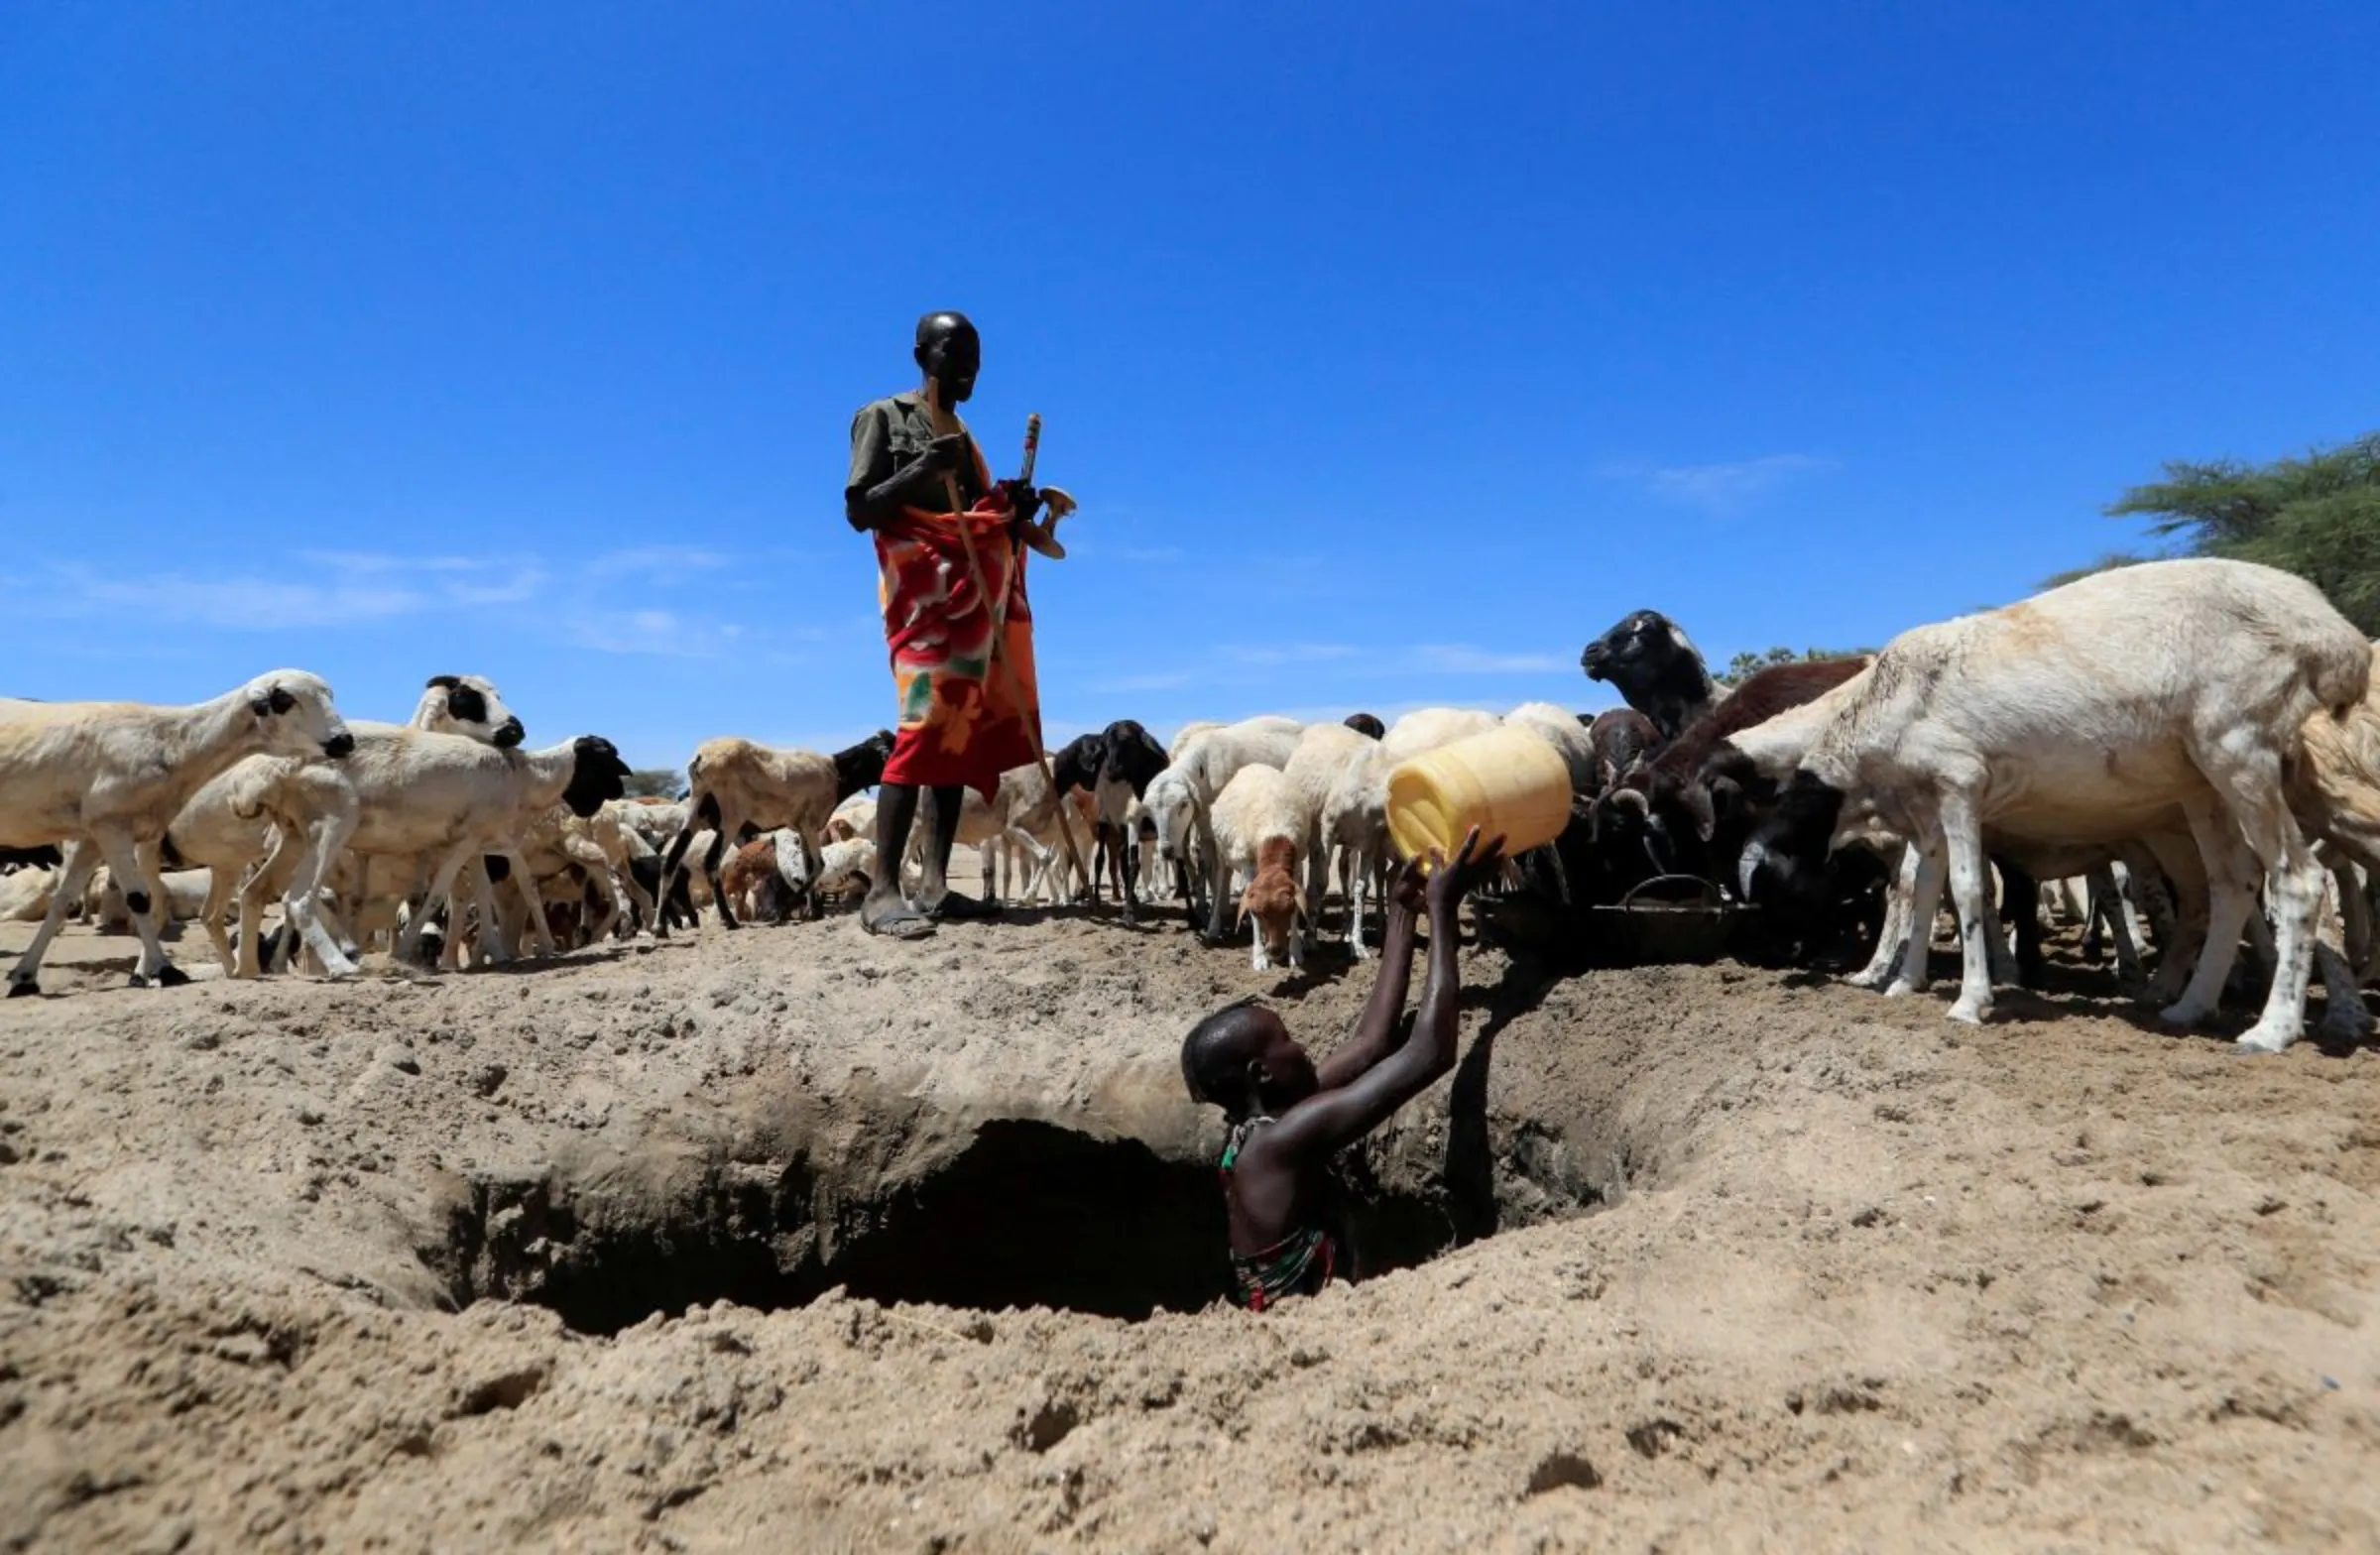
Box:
1385 725 1574 867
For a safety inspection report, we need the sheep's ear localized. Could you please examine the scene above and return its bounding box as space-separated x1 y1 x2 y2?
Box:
426 674 461 690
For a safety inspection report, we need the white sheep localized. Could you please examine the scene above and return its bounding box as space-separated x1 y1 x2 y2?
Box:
1167 720 1228 763
1280 722 1376 947
1379 707 1499 766
0 866 58 923
618 797 690 853
1318 744 1394 959
498 799 654 949
1170 716 1306 937
1502 702 1599 791
165 673 527 979
0 670 352 997
323 732 632 968
1741 558 2369 1053
1209 763 1310 970
655 731 894 932
1143 767 1202 915
912 764 1087 906
827 792 878 844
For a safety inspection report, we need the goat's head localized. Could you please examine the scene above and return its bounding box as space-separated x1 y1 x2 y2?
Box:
1580 610 1696 680
246 669 352 760
1580 613 1714 737
1097 720 1169 794
425 673 525 748
832 730 898 800
563 736 633 817
1051 732 1108 796
1586 708 1662 788
1735 770 1847 914
1143 771 1195 857
1236 839 1309 964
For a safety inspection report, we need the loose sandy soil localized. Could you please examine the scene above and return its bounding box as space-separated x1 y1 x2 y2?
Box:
1 894 2376 1553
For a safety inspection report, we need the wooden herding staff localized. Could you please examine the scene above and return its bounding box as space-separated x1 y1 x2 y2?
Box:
925 378 1089 893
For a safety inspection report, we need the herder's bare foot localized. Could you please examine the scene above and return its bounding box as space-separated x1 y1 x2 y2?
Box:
861 883 934 939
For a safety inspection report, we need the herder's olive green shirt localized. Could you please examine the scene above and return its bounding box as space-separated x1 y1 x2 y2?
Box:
845 390 990 528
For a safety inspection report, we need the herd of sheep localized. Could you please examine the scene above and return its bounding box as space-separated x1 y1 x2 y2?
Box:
4 556 2379 1055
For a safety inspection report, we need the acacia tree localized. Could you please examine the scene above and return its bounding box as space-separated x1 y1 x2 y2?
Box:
622 768 686 800
1717 645 1875 688
2052 431 2380 633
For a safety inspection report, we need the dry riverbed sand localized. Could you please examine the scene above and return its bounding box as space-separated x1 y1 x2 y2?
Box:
1 902 2376 1552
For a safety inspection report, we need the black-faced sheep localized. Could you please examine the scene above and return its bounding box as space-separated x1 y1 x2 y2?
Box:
1579 610 1718 741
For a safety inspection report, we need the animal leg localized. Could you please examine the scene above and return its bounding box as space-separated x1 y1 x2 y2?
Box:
94 826 183 987
2334 859 2371 974
395 843 478 967
2161 798 2258 1030
501 847 558 958
5 840 102 997
1850 844 1917 990
1888 839 1947 999
2087 865 2144 988
1939 798 1996 1024
283 815 359 979
200 863 241 978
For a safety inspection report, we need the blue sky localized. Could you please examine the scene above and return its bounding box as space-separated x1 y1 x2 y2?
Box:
4 3 2376 768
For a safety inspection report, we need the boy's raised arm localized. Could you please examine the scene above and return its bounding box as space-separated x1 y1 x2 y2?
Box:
1266 831 1502 1164
1313 858 1427 1091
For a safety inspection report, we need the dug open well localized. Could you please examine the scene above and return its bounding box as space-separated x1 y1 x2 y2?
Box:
1 907 2375 1551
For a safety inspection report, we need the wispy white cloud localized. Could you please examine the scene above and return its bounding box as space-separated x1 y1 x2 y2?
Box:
1604 453 1838 517
9 543 767 657
570 609 748 659
28 553 547 631
1226 643 1361 667
584 544 732 581
1406 644 1573 674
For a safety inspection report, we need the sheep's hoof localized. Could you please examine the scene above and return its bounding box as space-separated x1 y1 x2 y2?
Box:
5 980 37 999
1946 999 1989 1025
2157 1000 2208 1029
2319 1005 2376 1043
1883 980 1921 999
2232 1027 2295 1056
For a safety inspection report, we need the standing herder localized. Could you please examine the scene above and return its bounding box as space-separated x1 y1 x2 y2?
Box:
845 310 1047 938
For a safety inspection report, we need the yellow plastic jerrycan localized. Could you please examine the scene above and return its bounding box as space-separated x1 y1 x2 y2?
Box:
1385 725 1574 867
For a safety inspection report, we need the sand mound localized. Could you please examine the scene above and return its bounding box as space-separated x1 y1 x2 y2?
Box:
2 906 2376 1550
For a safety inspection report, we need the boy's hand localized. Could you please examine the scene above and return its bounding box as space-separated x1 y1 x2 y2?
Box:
1387 856 1426 919
1425 827 1505 914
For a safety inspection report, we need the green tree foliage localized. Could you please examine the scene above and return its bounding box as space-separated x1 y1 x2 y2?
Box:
1717 646 1875 689
622 768 687 800
2067 431 2380 634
